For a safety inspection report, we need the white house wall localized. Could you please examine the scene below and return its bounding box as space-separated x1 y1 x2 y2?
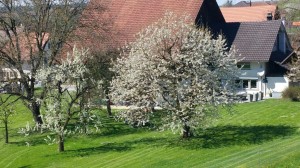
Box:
238 62 290 98
239 62 265 94
239 62 265 79
266 76 289 98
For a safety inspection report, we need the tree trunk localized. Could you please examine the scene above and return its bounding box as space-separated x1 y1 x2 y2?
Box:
106 95 112 117
182 124 192 138
58 134 64 152
4 121 8 144
32 102 43 125
151 104 156 112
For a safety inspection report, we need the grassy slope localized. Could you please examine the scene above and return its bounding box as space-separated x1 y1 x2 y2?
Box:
1 99 300 167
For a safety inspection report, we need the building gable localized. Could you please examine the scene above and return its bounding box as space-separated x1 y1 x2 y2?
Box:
196 0 225 26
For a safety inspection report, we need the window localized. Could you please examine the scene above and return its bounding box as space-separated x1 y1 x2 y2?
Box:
250 80 257 89
239 79 257 89
235 80 242 88
242 80 248 88
237 62 251 70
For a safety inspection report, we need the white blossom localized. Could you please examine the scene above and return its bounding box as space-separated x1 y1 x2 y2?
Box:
110 13 240 137
35 47 103 151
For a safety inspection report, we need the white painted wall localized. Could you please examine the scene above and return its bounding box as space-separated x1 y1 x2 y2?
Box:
266 76 289 98
238 62 290 98
239 62 265 79
239 62 265 94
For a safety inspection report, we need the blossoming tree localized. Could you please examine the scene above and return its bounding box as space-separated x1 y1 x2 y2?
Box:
36 47 102 152
110 13 240 138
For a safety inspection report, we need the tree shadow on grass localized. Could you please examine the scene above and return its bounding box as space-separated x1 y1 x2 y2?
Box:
65 142 133 157
89 122 155 138
9 131 55 147
120 125 297 150
18 165 31 168
52 125 298 157
168 125 298 149
10 136 47 146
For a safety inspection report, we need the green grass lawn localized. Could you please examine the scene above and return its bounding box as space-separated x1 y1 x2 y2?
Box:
1 99 300 167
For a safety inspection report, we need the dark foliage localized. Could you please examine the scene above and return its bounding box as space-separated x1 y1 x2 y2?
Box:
282 86 300 101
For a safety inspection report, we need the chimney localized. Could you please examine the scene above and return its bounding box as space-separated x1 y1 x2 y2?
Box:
282 17 286 26
267 12 273 21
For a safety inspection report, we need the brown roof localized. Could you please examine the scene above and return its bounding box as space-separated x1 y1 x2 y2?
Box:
220 5 277 22
70 0 205 51
214 20 292 62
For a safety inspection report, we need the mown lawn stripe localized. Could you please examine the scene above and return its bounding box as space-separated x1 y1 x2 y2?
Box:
4 149 30 168
1 99 300 167
240 136 300 167
199 136 298 167
0 148 29 167
89 148 154 168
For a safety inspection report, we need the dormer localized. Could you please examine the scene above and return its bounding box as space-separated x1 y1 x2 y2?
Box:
267 12 273 21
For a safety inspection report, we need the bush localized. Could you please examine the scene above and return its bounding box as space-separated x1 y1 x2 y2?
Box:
282 86 300 101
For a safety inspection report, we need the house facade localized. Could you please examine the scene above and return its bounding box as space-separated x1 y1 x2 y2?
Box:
214 20 294 98
237 61 290 98
216 6 294 98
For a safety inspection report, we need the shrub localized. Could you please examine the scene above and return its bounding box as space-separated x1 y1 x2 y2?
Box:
282 86 300 101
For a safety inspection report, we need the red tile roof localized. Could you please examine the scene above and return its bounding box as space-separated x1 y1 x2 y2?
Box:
220 5 277 22
292 22 300 26
71 0 204 50
106 0 203 44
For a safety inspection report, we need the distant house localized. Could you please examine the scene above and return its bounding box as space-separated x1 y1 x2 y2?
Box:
233 1 278 7
79 0 294 98
218 2 294 97
220 5 279 22
212 20 294 97
0 30 49 82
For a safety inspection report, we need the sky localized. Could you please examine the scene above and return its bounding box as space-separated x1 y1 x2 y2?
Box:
216 0 277 6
